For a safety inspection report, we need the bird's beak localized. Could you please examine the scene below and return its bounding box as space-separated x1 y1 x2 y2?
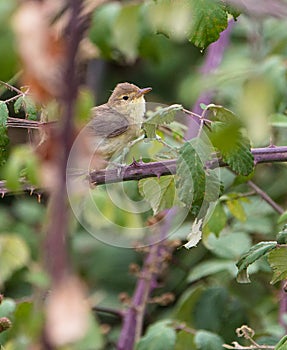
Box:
137 87 152 97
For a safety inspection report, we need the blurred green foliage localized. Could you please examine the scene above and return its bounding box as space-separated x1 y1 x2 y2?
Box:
1 1 287 349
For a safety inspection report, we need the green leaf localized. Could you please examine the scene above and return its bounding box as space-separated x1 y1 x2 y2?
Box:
175 330 195 350
277 225 287 244
269 113 287 127
0 299 16 318
188 259 237 283
194 330 224 350
0 126 9 167
176 138 221 216
112 4 141 62
0 101 9 127
205 232 251 260
278 213 287 225
143 104 183 139
208 104 238 122
189 0 228 49
89 2 121 58
174 286 205 323
146 0 193 42
268 247 287 284
136 320 176 350
204 203 227 236
275 336 287 350
0 234 30 285
226 199 246 222
236 241 277 283
138 176 178 215
208 121 254 176
14 95 37 120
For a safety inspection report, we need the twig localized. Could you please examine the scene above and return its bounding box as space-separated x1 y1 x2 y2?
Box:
247 180 284 215
117 213 175 350
92 306 124 319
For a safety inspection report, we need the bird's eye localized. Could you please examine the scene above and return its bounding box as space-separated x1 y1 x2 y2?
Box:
122 95 129 100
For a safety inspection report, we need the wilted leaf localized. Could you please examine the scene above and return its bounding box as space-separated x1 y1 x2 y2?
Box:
189 0 228 49
136 320 176 350
184 218 203 249
236 241 277 283
45 276 90 346
13 2 65 102
0 234 30 285
226 199 246 222
268 247 287 284
143 104 183 139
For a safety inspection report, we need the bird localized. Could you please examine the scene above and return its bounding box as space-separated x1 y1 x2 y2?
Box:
85 82 152 160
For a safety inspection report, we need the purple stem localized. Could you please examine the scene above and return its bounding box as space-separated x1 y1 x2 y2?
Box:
186 19 234 139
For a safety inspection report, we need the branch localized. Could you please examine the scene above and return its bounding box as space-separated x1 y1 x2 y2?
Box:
1 146 287 196
88 146 287 185
44 0 85 282
117 214 175 350
247 180 284 215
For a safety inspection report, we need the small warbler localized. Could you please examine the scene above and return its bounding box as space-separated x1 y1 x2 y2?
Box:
86 82 152 160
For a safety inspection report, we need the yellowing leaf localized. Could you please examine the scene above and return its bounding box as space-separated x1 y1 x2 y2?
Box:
0 234 30 286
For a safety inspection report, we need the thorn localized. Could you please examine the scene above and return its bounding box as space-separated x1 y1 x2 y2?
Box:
1 192 4 198
30 187 34 196
37 193 41 203
130 158 141 167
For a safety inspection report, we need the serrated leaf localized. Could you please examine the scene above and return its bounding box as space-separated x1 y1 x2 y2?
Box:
176 138 221 216
209 121 254 176
0 235 30 285
208 104 238 123
189 0 228 49
194 330 224 350
136 320 176 350
138 176 178 215
268 247 287 284
236 241 277 283
14 95 37 120
112 4 140 62
188 259 237 283
143 104 183 139
204 203 227 236
226 199 246 222
0 101 9 127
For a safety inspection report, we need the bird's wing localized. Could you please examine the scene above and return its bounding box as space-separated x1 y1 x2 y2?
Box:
87 105 129 138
